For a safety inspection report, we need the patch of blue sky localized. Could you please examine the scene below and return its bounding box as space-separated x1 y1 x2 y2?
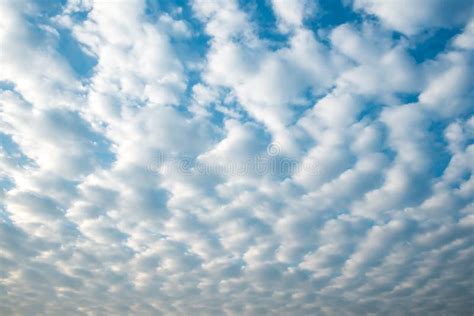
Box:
56 27 97 78
94 144 116 169
427 120 454 178
0 133 32 167
312 0 361 29
0 81 16 92
242 0 289 47
395 93 420 105
0 177 15 193
405 28 461 62
0 205 13 224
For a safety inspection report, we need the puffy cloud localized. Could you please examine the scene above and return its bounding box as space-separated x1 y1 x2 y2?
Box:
1 0 473 315
330 23 422 100
419 50 473 118
271 0 317 32
453 19 474 49
353 0 473 35
0 0 82 109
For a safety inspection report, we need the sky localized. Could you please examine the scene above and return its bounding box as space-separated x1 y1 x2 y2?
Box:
0 0 473 315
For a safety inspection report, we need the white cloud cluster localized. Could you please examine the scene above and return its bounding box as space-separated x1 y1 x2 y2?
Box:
1 0 473 315
353 0 473 35
271 0 317 32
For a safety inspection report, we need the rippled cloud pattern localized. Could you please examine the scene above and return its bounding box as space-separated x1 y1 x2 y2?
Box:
0 0 473 315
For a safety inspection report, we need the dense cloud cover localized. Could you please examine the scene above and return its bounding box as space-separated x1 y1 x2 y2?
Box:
0 0 473 315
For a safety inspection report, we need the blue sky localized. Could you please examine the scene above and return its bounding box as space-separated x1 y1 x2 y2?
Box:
0 0 473 315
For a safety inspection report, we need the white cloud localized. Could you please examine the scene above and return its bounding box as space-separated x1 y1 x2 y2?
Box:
420 51 473 118
353 0 473 35
271 0 317 32
453 18 474 49
0 0 82 109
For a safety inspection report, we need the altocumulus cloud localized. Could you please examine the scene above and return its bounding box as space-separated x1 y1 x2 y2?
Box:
0 0 473 315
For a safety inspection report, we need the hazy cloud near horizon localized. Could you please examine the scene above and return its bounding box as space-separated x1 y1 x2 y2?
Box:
0 0 473 315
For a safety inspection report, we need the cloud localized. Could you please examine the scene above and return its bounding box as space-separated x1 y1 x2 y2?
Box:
271 0 317 32
353 0 473 35
0 0 82 109
0 0 473 315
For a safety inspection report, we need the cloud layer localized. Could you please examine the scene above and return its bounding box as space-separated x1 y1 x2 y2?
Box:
1 0 473 315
